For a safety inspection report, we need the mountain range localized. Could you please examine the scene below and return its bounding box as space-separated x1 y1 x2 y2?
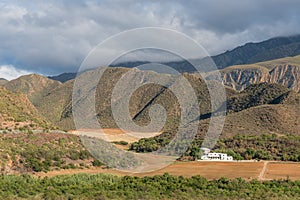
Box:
1 67 299 137
0 35 299 139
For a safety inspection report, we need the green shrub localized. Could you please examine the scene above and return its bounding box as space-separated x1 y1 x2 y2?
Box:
113 141 129 145
92 160 103 167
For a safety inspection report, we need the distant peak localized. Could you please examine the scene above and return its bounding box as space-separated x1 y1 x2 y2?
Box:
48 72 76 83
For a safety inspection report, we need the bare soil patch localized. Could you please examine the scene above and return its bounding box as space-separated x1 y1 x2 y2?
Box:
73 128 161 143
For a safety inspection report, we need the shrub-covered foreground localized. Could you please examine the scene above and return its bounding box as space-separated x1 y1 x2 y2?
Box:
1 173 300 200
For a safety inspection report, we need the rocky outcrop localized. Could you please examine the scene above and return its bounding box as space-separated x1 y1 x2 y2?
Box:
221 64 299 92
222 68 264 91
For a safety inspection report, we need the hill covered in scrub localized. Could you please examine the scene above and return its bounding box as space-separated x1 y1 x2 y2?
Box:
0 132 99 174
0 87 50 130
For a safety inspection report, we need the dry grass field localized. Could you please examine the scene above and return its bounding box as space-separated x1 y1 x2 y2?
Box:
140 161 263 179
36 161 300 181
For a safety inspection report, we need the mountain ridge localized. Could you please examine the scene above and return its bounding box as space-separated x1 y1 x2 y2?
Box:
45 34 300 82
212 34 300 68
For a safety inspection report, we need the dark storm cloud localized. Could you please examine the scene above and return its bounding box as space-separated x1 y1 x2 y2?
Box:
0 0 299 79
180 0 300 34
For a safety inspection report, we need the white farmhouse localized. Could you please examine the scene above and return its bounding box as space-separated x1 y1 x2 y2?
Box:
199 148 233 161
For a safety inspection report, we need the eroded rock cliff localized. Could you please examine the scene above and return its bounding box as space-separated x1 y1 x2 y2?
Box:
221 64 299 92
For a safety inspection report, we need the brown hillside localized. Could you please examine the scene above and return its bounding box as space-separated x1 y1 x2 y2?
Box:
35 67 235 131
5 74 61 106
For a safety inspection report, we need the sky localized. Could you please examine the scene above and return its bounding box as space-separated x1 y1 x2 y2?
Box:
0 0 300 80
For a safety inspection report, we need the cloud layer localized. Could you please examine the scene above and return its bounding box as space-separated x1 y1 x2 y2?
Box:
0 0 300 76
0 65 33 80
